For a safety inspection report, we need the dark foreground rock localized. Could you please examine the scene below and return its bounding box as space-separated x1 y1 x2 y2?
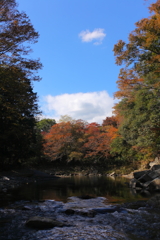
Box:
0 196 160 240
26 216 65 229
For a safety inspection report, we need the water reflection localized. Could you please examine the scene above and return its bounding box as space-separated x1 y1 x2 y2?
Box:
13 176 150 204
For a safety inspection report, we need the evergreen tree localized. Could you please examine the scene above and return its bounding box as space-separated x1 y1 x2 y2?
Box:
0 0 42 167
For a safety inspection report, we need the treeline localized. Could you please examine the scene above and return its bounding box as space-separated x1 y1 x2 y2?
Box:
42 116 118 165
1 0 160 170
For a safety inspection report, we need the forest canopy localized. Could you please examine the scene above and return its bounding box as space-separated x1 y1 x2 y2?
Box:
1 0 160 170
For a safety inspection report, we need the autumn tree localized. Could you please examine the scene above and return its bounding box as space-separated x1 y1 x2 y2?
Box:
0 0 42 75
113 0 160 79
102 116 118 128
83 122 118 163
43 120 86 162
0 0 42 167
43 117 120 165
112 0 160 163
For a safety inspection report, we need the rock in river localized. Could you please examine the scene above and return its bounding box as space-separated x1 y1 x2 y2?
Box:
26 216 65 229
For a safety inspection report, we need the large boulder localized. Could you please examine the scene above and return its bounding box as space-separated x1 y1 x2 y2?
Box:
133 170 149 180
148 177 160 191
130 165 160 192
151 164 160 172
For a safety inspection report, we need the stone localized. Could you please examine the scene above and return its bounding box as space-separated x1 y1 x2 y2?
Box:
148 171 160 180
64 209 75 215
151 165 160 171
109 172 115 177
149 157 160 168
147 194 160 208
138 172 153 183
78 195 95 199
122 172 134 179
93 207 127 214
133 170 149 180
130 166 160 193
26 216 65 229
148 177 160 191
129 178 144 189
2 176 10 181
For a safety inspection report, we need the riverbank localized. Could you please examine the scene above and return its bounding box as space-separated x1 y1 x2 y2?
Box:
0 166 119 197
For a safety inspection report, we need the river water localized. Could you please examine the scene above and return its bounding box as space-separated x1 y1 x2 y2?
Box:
12 175 150 204
1 176 160 240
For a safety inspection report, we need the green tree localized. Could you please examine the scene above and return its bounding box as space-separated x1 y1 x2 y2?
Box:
0 0 42 168
36 118 56 133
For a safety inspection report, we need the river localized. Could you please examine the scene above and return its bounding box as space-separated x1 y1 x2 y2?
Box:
0 175 160 240
12 175 150 204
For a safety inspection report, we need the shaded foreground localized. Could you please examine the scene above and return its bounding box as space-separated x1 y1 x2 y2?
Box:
0 195 160 240
0 169 160 240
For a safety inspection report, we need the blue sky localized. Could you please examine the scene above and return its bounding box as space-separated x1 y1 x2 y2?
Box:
18 0 154 123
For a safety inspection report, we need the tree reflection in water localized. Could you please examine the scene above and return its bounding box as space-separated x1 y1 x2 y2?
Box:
12 176 150 204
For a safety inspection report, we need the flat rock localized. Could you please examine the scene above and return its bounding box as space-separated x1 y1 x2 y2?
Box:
26 216 65 229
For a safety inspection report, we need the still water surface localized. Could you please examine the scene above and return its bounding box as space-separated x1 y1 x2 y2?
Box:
13 176 150 204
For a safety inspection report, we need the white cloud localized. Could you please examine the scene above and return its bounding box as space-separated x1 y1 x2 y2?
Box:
79 28 106 45
41 91 115 124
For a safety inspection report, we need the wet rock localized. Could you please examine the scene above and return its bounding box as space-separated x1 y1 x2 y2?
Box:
64 208 96 217
64 209 75 215
78 195 95 199
129 178 141 189
93 207 127 214
1 197 160 240
2 176 10 181
21 206 32 211
133 170 149 180
109 172 115 177
122 200 147 209
147 194 160 208
26 216 65 229
78 210 96 217
151 165 160 171
148 177 160 191
130 165 160 193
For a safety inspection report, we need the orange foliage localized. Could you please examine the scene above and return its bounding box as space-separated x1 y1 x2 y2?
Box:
43 118 119 162
43 120 86 161
114 69 144 99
